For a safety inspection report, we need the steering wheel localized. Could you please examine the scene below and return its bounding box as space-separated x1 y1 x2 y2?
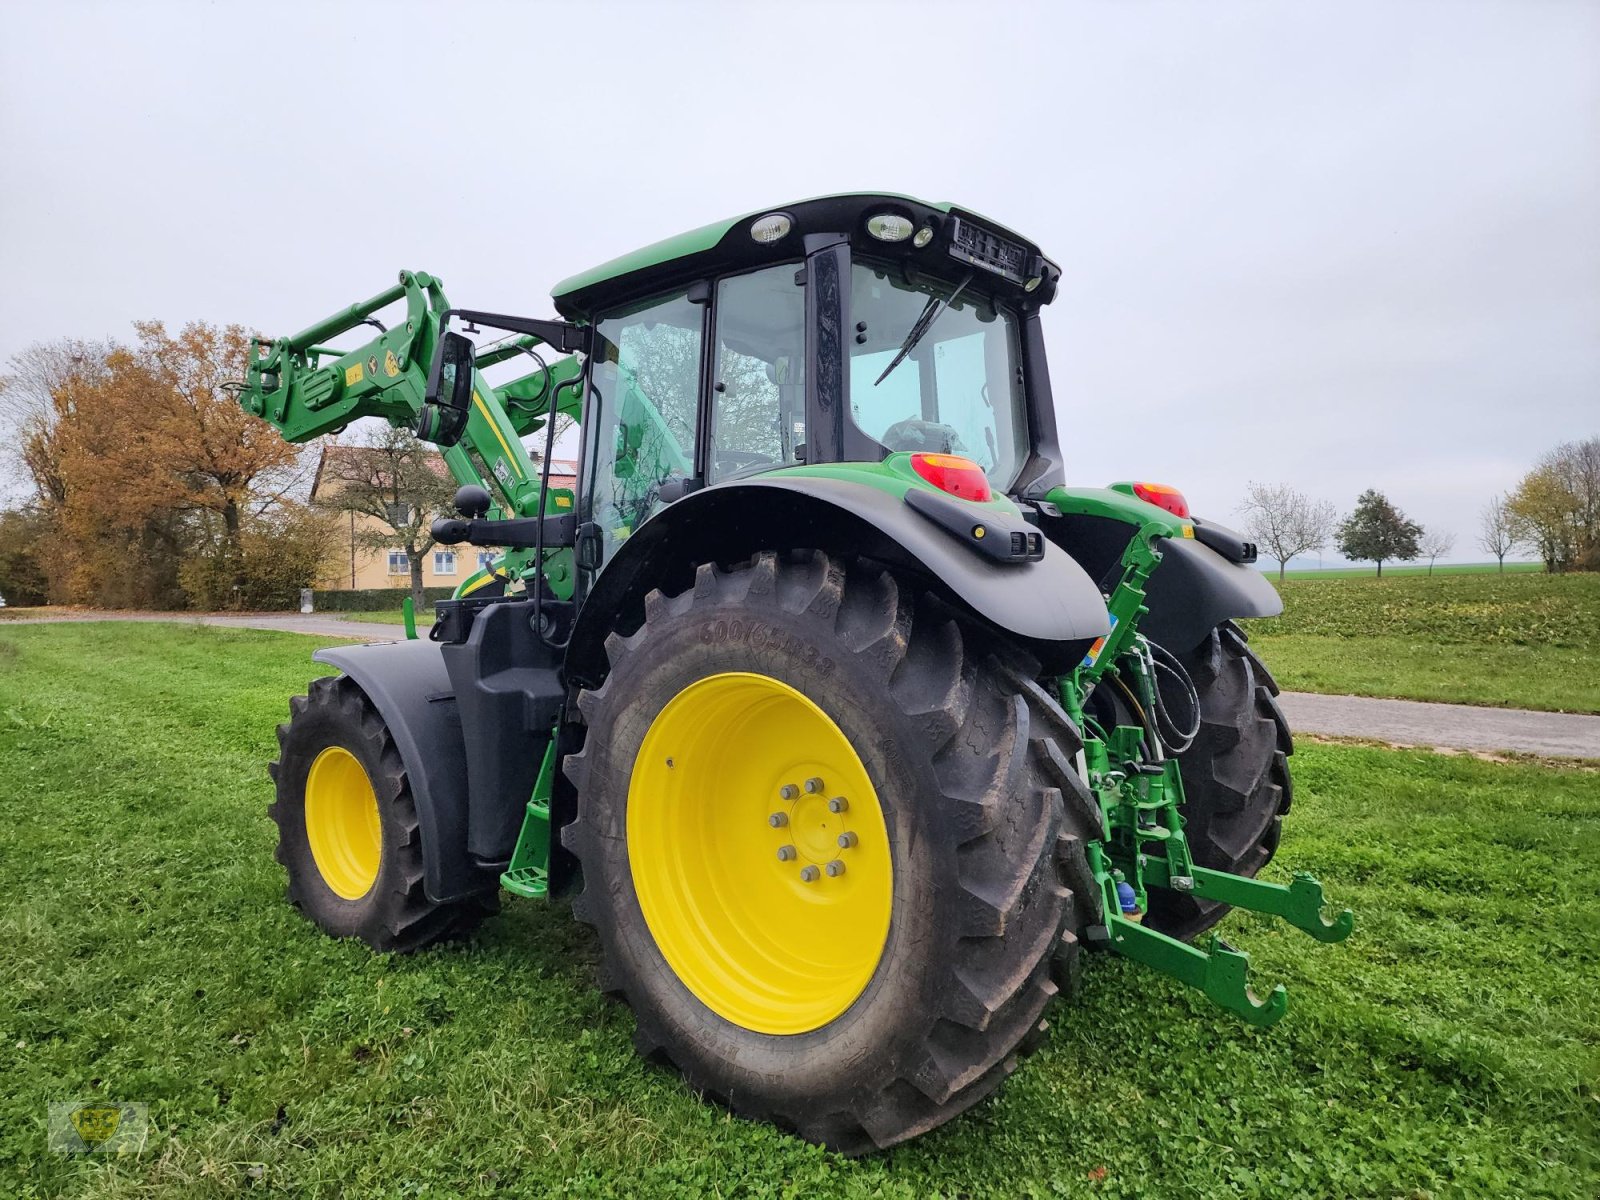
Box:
712 448 776 473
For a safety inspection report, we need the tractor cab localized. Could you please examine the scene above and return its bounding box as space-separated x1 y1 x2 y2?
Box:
551 194 1068 567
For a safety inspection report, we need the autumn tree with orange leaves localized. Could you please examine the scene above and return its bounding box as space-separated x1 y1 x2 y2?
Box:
0 321 332 608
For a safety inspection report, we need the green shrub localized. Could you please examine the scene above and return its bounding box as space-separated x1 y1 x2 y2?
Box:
310 585 456 612
180 505 339 611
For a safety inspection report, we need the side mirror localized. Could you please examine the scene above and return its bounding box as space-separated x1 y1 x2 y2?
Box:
417 331 477 445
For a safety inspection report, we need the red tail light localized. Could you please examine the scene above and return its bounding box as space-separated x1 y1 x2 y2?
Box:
910 453 992 502
1132 481 1190 519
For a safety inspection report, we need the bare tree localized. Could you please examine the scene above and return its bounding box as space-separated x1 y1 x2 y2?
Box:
1236 482 1338 582
1477 494 1518 572
314 426 457 607
1418 527 1456 575
0 337 115 504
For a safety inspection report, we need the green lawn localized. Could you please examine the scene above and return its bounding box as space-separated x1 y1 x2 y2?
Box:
1270 562 1542 581
1 623 1596 1198
338 609 435 627
1245 571 1600 713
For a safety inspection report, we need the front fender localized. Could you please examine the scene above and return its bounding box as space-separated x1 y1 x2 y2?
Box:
567 476 1110 684
311 639 490 903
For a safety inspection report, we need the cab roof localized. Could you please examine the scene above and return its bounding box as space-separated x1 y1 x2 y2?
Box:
550 193 1059 319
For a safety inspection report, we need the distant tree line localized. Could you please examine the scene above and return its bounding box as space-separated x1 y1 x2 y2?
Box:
1238 433 1597 578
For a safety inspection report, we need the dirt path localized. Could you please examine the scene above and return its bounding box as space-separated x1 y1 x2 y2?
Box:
7 612 1599 758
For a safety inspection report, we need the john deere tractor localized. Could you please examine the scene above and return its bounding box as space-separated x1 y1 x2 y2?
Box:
239 193 1350 1153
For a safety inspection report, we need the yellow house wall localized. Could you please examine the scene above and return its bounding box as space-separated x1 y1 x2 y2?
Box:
317 511 494 591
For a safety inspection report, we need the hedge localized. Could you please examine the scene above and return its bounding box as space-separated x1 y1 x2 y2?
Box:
310 586 457 612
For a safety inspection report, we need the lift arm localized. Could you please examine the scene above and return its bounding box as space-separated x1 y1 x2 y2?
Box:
236 270 586 593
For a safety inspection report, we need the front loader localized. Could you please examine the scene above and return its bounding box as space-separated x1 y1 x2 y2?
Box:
239 194 1350 1153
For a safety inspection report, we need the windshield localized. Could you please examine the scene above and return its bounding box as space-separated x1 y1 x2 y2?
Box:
847 261 1028 489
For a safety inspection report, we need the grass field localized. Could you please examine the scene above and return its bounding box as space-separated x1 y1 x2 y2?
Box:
1245 571 1600 714
1 622 1596 1198
339 609 435 627
1272 561 1542 581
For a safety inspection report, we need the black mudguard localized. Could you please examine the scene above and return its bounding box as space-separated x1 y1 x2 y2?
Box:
567 476 1111 684
1040 510 1281 654
1141 534 1282 652
312 639 492 903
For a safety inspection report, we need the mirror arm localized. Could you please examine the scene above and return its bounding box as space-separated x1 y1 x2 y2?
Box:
441 308 587 355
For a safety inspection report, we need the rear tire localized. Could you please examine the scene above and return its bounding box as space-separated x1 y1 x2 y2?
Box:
1144 622 1293 942
563 551 1101 1153
269 675 496 953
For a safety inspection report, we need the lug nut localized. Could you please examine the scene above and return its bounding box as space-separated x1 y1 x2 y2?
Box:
779 784 798 800
837 831 858 849
804 777 824 794
777 845 797 862
799 865 820 883
825 860 846 877
827 796 848 813
768 812 789 828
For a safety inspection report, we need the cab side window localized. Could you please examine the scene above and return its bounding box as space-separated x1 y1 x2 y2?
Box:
583 291 702 560
708 265 806 481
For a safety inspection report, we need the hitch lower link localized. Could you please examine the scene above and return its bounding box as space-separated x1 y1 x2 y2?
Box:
1086 746 1353 1027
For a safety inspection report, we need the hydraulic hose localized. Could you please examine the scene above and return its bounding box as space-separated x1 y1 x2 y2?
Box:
1149 642 1201 755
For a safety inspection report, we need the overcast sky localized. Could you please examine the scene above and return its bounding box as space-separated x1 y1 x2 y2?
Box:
2 0 1596 563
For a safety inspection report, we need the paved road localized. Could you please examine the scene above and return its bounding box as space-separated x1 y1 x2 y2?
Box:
1 611 391 642
1277 691 1600 760
7 612 1599 758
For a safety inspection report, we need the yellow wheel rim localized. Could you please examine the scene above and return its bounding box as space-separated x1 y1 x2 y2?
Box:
304 746 382 901
627 672 893 1035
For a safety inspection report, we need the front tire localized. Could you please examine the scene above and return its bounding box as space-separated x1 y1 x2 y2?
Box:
563 551 1101 1153
269 675 495 953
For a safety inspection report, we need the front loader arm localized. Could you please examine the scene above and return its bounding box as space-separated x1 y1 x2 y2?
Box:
238 270 587 597
238 269 581 521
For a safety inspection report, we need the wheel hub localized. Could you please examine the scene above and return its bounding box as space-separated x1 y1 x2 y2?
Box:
303 745 381 901
627 672 893 1035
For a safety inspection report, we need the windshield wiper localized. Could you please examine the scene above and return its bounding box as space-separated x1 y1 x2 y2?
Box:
873 272 974 386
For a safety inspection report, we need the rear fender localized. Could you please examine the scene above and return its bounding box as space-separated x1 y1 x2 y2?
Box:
566 475 1111 685
1141 534 1282 651
1041 487 1282 653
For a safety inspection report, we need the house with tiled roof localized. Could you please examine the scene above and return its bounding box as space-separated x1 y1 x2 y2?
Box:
309 444 577 590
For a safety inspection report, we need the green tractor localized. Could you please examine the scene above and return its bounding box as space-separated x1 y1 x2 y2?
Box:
239 194 1350 1153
